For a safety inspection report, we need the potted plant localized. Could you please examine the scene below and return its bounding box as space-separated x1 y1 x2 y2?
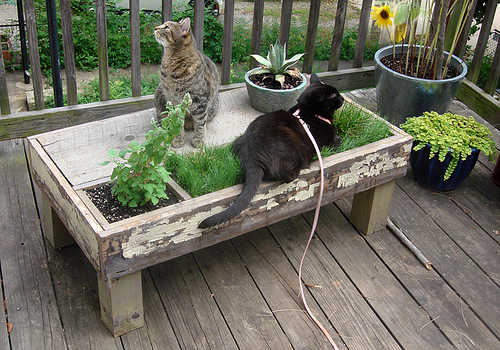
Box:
371 1 472 126
245 41 307 113
400 111 497 191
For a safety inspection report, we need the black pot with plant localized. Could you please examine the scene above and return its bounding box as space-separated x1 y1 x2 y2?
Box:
400 111 497 191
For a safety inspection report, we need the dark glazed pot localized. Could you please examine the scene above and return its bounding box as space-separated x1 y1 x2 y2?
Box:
410 142 480 191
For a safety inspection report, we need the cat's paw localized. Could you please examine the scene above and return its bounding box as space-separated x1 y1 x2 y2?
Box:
171 135 185 148
191 137 205 149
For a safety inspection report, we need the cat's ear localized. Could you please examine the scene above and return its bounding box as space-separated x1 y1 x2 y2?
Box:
310 73 321 84
180 18 191 35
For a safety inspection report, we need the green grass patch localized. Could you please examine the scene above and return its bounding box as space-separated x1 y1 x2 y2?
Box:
164 144 244 198
165 101 391 197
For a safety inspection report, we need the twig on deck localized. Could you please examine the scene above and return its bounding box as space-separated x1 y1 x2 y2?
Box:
387 218 432 270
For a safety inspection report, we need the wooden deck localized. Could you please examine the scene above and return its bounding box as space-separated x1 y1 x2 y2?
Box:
1 88 499 349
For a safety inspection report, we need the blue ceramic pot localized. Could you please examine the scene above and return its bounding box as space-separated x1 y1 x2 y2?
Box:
409 142 480 191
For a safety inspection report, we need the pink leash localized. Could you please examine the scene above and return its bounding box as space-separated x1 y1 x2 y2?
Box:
293 109 340 350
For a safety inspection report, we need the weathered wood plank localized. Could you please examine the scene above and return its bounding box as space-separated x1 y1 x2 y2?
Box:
388 181 500 339
27 138 102 272
232 228 343 349
0 276 9 350
311 203 469 349
318 68 376 93
335 197 500 350
149 254 237 348
46 244 124 349
193 241 295 349
456 79 500 127
0 70 379 141
0 95 155 140
398 170 500 284
268 214 405 349
0 139 66 349
120 269 180 349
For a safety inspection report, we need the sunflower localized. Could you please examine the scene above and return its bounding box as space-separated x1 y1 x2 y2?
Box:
371 5 394 30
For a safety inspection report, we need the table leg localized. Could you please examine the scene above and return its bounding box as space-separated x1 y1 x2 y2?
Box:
350 180 395 235
41 194 75 248
98 270 144 337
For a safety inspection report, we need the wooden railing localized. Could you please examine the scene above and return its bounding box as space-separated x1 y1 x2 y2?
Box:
0 0 498 140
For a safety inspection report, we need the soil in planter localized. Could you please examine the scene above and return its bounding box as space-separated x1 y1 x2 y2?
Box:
248 73 302 90
381 54 460 80
84 183 179 223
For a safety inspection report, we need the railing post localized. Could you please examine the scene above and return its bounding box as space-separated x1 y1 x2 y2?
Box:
328 0 348 71
279 0 293 46
130 0 141 97
96 0 110 101
0 53 10 115
24 0 44 110
485 38 500 97
302 0 321 74
46 0 63 107
353 0 372 68
249 0 265 70
221 0 235 85
60 0 78 106
467 0 497 84
162 0 173 23
193 0 204 53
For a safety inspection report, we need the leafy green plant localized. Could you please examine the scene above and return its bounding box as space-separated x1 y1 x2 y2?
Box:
250 41 305 87
400 111 497 180
101 93 192 207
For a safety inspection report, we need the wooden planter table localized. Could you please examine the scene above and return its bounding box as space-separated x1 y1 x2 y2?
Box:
27 88 412 336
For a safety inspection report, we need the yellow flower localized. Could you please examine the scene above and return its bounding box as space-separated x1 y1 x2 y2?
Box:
371 5 394 30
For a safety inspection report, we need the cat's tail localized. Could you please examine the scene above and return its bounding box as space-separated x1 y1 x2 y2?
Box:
198 163 263 229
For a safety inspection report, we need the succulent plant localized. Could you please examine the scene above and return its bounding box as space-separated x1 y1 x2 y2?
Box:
250 41 305 87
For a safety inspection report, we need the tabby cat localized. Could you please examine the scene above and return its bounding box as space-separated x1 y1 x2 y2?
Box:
198 74 344 229
154 18 219 148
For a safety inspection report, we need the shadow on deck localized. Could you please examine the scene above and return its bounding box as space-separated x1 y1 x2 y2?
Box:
1 88 499 349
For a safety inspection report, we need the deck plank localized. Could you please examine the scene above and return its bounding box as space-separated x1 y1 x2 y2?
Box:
335 196 500 349
232 228 343 349
397 169 500 285
0 275 10 350
388 180 500 339
46 244 124 349
193 241 296 349
303 205 454 349
268 215 407 349
149 253 237 349
0 139 66 350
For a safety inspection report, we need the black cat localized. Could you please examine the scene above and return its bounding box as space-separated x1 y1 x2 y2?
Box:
198 74 343 229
